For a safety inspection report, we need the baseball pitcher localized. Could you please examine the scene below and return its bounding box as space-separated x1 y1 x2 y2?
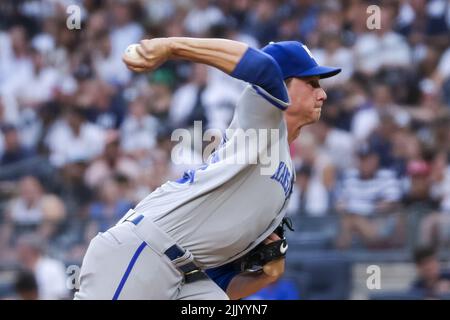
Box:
74 37 341 300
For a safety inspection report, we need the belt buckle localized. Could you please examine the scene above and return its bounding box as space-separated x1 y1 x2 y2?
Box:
184 269 200 276
183 269 207 284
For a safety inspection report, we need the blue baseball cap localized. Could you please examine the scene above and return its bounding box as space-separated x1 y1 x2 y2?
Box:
261 41 341 80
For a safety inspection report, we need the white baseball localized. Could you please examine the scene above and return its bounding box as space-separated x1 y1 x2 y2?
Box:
124 44 141 60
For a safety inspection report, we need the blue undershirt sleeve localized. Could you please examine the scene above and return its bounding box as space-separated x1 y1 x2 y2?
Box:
231 47 288 104
205 263 240 292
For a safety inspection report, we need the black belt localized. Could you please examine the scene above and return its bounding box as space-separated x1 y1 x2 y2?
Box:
126 214 208 284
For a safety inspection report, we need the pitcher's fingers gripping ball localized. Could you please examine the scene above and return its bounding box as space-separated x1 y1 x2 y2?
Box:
123 43 146 72
122 39 172 73
125 44 141 60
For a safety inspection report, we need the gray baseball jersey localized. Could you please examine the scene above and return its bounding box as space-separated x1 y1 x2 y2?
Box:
75 84 295 300
134 84 295 268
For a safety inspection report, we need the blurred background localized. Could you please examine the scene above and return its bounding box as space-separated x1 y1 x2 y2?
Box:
0 0 450 300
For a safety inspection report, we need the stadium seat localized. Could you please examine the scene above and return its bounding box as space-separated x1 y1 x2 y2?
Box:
286 252 351 300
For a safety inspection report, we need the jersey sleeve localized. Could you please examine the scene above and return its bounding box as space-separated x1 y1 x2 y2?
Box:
232 84 289 131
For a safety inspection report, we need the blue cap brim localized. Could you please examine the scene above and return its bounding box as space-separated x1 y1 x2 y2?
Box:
295 65 341 79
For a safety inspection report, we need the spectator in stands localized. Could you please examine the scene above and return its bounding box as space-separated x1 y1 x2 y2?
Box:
14 269 39 300
292 131 336 210
0 25 31 93
147 70 174 126
79 79 126 131
184 0 225 37
11 46 59 110
335 143 404 249
15 233 68 300
351 83 410 143
309 114 355 173
353 3 412 76
58 159 93 224
44 106 106 168
84 135 140 190
411 246 450 299
109 1 143 60
287 163 330 217
91 30 131 87
390 129 423 176
243 0 279 46
133 145 178 202
403 159 436 207
169 63 210 130
0 124 35 166
119 95 159 158
0 176 66 250
84 178 133 242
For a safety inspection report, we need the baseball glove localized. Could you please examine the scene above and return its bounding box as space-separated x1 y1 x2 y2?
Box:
232 217 294 273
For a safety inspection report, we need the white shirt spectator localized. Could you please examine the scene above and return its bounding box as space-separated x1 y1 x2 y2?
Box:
287 183 330 217
45 120 106 167
35 256 69 300
170 83 203 127
8 198 43 227
3 65 59 109
351 104 411 142
184 5 225 35
93 49 131 86
354 32 412 74
203 68 244 130
0 32 33 91
351 106 379 142
120 114 159 153
321 128 356 171
337 168 402 216
17 108 43 150
170 67 243 131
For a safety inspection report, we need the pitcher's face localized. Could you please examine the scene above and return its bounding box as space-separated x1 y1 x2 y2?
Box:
285 76 327 143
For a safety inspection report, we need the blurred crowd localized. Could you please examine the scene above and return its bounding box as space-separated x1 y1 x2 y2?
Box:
0 0 450 299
